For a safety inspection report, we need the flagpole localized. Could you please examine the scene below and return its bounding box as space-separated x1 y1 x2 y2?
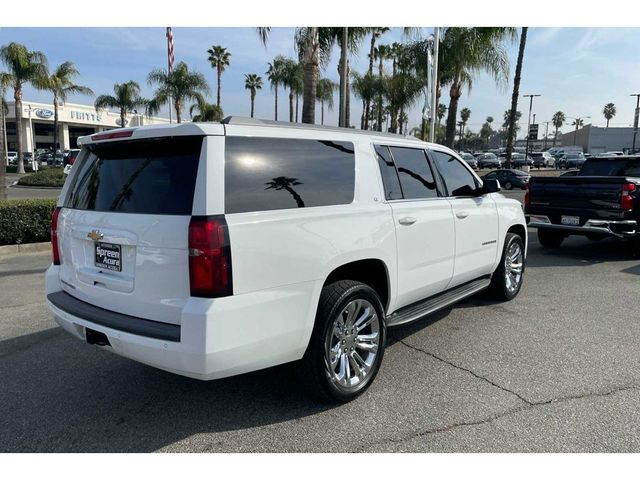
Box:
166 27 174 124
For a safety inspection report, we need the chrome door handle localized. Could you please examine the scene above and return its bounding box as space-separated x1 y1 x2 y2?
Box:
456 210 470 219
398 217 417 226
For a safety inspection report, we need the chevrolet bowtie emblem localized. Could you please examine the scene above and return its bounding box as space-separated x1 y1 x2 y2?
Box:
87 230 104 241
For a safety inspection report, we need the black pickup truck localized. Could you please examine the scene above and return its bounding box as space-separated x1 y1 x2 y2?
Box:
525 156 640 250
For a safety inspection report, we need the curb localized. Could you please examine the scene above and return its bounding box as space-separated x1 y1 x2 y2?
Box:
0 241 51 257
10 184 63 190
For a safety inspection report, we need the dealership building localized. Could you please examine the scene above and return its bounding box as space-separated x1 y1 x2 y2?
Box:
571 124 639 154
4 100 170 152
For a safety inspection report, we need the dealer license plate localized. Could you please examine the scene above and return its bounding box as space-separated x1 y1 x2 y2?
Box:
94 242 122 272
560 215 580 226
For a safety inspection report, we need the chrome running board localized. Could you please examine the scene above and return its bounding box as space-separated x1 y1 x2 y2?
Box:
386 277 491 327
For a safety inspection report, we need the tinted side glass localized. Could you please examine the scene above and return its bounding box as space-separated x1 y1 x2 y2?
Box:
374 145 403 200
225 137 355 214
64 136 203 215
431 151 478 196
389 147 438 200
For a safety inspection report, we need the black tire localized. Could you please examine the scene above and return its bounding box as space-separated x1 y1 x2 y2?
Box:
538 228 565 248
488 232 525 301
504 181 513 190
297 280 386 403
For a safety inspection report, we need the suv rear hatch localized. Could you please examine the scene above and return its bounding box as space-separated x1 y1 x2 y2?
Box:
56 135 204 325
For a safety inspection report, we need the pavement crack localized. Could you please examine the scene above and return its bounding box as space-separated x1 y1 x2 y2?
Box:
393 336 533 405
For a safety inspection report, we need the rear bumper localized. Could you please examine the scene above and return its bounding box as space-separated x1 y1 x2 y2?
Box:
527 215 637 238
45 265 318 381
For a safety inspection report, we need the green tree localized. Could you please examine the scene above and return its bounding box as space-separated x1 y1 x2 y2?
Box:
365 28 389 127
189 98 223 122
460 107 471 134
44 61 93 152
0 42 48 173
266 55 287 121
94 81 148 128
281 58 302 122
572 117 585 144
352 71 380 130
384 72 422 134
439 28 515 148
552 111 565 146
603 102 616 128
374 43 392 131
502 109 522 145
505 27 527 167
146 62 210 124
315 78 334 125
0 72 10 199
437 103 447 127
244 73 263 118
206 45 231 108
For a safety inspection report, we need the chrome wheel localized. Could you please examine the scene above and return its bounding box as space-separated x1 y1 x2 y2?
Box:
504 241 524 293
325 298 380 389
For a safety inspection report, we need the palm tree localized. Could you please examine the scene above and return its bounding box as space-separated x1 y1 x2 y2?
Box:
572 117 585 144
384 72 422 134
603 102 616 128
315 78 335 125
244 74 263 118
189 98 223 122
44 61 93 153
0 42 48 173
0 72 10 199
352 72 379 130
437 103 447 127
94 81 147 128
365 28 389 126
505 27 527 167
265 176 305 208
206 45 231 108
440 28 515 148
281 59 301 123
146 62 210 124
374 43 392 131
502 109 522 146
266 56 287 121
460 107 471 149
552 111 565 146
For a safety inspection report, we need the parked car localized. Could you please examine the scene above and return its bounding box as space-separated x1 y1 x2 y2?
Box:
526 155 640 251
460 152 478 169
48 152 64 167
557 152 586 169
63 149 80 167
511 153 534 168
530 151 554 168
6 151 18 165
482 169 530 190
45 118 528 402
476 152 502 169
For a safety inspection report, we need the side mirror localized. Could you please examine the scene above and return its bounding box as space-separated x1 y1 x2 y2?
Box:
479 178 501 195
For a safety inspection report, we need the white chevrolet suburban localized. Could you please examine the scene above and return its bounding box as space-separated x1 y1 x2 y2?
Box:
45 117 527 402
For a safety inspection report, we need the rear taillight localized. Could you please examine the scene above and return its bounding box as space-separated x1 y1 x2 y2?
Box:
524 183 531 210
91 129 134 141
621 183 636 211
68 156 75 165
188 216 232 298
51 207 62 265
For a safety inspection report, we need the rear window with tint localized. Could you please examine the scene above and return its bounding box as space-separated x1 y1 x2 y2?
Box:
580 159 640 177
225 136 355 214
64 136 203 215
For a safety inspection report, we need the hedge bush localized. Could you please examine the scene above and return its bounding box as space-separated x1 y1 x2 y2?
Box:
0 199 58 245
6 165 35 174
16 168 65 187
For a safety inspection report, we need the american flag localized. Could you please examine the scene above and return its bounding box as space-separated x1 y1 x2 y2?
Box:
166 27 174 73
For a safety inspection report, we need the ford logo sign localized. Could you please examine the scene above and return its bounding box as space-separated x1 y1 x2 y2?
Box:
116 118 129 127
35 109 54 119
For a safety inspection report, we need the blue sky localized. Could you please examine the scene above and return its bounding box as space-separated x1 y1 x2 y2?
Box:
1 27 639 137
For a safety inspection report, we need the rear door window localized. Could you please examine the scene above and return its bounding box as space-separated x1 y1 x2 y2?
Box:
388 146 439 200
225 136 355 214
64 136 203 215
374 145 403 200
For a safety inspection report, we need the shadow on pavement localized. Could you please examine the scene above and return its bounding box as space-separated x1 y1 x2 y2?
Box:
0 327 335 453
526 235 638 268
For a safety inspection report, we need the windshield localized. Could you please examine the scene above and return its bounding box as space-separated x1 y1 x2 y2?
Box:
580 159 640 177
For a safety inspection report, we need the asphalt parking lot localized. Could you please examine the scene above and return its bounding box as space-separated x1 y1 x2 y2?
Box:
2 220 640 453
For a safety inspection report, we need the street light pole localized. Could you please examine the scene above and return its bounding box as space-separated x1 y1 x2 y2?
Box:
523 94 541 159
544 121 550 150
631 93 640 153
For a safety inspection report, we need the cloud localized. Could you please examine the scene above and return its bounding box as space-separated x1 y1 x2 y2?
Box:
529 27 563 47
